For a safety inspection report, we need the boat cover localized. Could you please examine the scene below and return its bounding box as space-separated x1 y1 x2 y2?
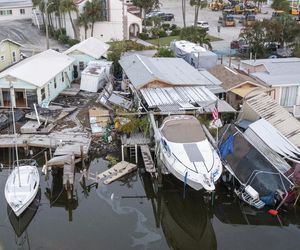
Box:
219 125 294 197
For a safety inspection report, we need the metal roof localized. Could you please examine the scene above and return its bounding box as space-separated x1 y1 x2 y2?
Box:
245 92 300 147
119 54 220 90
64 37 109 59
0 49 74 87
246 118 300 161
140 86 235 112
241 58 300 86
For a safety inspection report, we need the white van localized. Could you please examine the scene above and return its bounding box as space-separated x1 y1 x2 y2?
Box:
197 21 209 31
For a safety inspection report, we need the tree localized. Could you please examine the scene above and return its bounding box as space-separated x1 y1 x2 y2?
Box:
132 0 160 18
180 26 212 49
271 0 290 12
182 0 186 27
60 0 79 39
239 21 266 58
83 0 104 37
190 0 207 26
77 13 89 39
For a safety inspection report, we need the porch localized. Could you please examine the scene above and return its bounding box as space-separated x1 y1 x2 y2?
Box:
0 88 37 108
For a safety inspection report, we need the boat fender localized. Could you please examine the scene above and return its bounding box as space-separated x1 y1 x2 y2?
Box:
268 209 278 216
42 165 47 175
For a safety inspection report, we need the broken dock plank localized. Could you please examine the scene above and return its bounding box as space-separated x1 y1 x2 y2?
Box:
140 145 156 173
87 161 137 184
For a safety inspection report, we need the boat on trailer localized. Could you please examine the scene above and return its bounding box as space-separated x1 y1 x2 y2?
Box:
157 115 222 191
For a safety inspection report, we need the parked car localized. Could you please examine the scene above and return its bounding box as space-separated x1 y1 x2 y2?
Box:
197 21 209 31
160 13 175 21
145 11 162 19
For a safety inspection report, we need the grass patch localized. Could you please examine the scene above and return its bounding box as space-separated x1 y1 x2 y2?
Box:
145 34 222 46
145 35 180 46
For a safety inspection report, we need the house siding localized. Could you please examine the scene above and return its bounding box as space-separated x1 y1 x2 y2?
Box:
0 41 21 71
0 6 32 21
66 51 94 79
0 66 73 107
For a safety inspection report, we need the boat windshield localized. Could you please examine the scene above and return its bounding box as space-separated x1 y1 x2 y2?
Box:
161 116 206 143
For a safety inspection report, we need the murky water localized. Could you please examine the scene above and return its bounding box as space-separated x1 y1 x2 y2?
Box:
1 149 300 250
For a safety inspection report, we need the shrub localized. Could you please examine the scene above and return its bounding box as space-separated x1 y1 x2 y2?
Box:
58 34 69 44
161 23 170 31
138 32 150 40
154 48 174 57
170 24 178 30
170 27 181 36
142 18 153 27
68 39 80 46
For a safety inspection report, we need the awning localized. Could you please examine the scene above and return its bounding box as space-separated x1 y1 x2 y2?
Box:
230 86 258 97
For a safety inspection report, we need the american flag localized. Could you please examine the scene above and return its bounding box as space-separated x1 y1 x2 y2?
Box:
212 102 219 122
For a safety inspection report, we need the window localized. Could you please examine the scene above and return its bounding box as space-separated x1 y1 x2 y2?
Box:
0 10 12 16
41 87 46 101
61 72 64 82
280 86 298 107
12 51 16 63
0 55 5 62
20 9 25 14
54 77 57 88
79 61 84 71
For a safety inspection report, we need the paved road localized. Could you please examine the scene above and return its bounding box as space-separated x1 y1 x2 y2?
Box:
0 19 67 55
159 0 273 55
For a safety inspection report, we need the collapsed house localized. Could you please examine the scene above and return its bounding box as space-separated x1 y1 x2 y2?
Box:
119 54 234 113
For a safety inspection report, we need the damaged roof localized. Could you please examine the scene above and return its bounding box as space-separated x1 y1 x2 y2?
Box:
244 92 300 148
119 54 221 90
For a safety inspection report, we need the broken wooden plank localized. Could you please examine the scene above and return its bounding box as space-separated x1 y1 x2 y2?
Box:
140 145 156 173
90 161 137 184
47 155 72 166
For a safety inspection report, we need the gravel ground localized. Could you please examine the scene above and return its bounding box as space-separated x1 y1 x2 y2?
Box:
0 19 67 54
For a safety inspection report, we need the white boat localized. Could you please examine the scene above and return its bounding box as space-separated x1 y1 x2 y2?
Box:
5 162 40 217
157 115 222 191
4 86 40 217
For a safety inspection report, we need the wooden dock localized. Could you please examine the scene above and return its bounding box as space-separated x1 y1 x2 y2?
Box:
86 161 137 184
0 132 91 157
140 145 156 174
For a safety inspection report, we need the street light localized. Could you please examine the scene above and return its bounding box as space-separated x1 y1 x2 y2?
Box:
44 0 54 50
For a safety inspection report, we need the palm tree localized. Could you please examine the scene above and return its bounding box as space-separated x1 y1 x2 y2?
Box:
180 26 212 49
190 0 207 26
83 0 104 37
60 0 79 39
77 13 89 39
182 0 186 27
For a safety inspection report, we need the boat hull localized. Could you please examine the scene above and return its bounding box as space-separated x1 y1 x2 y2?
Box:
5 165 40 217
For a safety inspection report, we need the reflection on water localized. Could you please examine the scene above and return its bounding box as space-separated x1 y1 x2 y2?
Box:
1 152 300 250
44 169 78 221
96 185 162 248
159 177 217 250
7 187 41 249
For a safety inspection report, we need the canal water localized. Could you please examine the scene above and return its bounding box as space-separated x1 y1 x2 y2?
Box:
1 149 300 250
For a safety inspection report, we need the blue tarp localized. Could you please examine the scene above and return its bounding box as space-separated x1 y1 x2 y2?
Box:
219 135 235 159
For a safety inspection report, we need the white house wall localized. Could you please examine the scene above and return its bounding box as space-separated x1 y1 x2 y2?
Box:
48 0 141 42
0 6 32 21
37 66 73 104
66 51 94 78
